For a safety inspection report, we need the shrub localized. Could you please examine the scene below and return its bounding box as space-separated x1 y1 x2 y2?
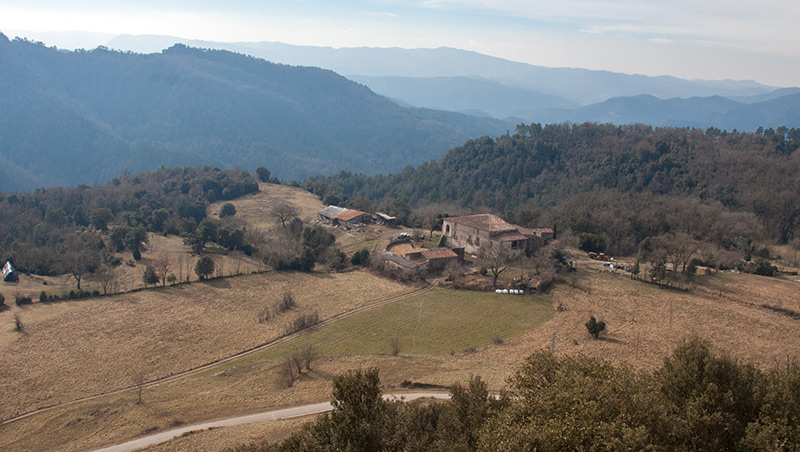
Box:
350 249 371 266
15 294 33 305
285 311 320 335
748 260 778 277
39 291 47 302
219 202 237 218
195 256 215 280
322 248 348 271
257 307 273 323
579 232 607 253
585 316 606 339
277 291 296 312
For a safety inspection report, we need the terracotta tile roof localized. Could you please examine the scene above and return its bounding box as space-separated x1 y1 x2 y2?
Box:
421 248 458 260
335 209 368 222
493 231 529 242
381 252 418 270
319 205 348 218
446 214 516 233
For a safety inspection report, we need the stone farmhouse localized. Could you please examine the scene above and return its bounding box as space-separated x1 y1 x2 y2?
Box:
441 214 553 257
382 241 460 275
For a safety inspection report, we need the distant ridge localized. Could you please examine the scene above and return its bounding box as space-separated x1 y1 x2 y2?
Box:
0 34 509 191
106 34 778 105
101 35 799 129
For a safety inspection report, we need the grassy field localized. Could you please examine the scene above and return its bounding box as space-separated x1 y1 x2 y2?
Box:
260 289 554 358
3 263 800 452
207 182 326 231
0 270 411 423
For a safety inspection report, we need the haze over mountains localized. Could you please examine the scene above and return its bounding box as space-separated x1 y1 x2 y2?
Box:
0 34 509 191
1 31 798 192
105 34 800 130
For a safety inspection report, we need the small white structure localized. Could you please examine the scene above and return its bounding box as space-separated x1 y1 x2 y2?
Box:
3 261 18 282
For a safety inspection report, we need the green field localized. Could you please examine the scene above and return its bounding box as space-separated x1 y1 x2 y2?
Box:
261 288 554 358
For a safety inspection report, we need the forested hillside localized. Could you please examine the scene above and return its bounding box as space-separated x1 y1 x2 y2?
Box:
0 166 258 276
0 34 509 191
307 123 800 254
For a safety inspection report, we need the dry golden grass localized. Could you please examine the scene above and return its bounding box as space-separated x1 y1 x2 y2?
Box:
206 182 325 232
3 244 800 452
0 270 410 423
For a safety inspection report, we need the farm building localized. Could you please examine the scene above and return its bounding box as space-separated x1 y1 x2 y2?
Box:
318 206 374 226
383 241 460 274
334 209 372 225
420 248 460 270
441 214 550 257
381 251 424 274
375 212 397 226
318 205 348 221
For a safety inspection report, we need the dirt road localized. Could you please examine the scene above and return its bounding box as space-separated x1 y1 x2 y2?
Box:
87 393 450 452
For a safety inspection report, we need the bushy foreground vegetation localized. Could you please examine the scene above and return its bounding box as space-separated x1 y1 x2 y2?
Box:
308 123 800 256
230 338 800 452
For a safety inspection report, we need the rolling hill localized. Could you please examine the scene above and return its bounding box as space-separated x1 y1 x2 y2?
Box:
101 35 799 128
0 34 510 191
106 34 777 105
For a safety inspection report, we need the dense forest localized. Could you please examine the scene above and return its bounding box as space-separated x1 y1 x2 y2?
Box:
0 34 509 191
0 166 258 277
307 123 800 255
231 338 800 452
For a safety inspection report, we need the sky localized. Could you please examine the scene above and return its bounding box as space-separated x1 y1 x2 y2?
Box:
1 0 798 87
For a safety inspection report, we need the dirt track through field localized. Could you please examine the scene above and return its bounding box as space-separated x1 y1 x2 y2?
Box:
0 284 434 427
87 393 451 452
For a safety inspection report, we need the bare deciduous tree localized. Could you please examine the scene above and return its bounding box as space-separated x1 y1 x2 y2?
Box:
176 253 191 283
282 356 299 388
478 243 517 287
152 251 172 287
301 345 317 371
271 202 299 228
96 264 120 295
389 338 402 356
132 371 146 404
230 250 245 275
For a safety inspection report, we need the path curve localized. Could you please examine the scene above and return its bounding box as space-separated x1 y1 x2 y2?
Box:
87 393 451 452
1 284 435 426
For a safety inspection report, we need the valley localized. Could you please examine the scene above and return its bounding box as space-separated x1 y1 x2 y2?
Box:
1 181 799 451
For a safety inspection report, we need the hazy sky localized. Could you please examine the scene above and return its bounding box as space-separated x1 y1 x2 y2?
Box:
2 0 798 86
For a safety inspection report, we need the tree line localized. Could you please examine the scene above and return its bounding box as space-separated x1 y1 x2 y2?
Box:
0 166 258 276
305 123 800 256
230 337 800 452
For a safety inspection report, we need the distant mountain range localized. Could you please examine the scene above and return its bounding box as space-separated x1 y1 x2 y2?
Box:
0 34 509 191
104 35 800 130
